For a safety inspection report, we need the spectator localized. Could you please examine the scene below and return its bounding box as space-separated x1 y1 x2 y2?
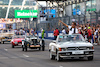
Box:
53 28 59 40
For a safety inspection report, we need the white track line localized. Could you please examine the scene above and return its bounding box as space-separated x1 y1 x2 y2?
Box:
4 48 8 51
59 66 63 67
23 54 29 57
0 57 8 59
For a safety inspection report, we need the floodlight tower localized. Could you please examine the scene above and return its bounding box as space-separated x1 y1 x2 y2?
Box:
21 0 26 10
5 0 13 20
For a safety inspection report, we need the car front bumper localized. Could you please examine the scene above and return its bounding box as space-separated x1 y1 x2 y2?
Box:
2 39 11 42
58 50 94 58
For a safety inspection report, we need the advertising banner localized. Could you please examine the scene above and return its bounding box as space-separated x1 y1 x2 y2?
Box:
15 10 38 18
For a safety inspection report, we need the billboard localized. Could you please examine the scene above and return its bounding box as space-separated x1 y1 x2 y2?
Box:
15 10 38 18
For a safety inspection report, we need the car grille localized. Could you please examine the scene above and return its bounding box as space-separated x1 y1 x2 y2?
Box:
67 47 87 50
31 39 37 44
18 42 22 43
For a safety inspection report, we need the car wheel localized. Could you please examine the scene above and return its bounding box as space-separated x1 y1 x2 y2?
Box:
88 56 93 61
22 45 24 51
56 53 62 62
42 40 45 51
39 47 41 51
25 46 27 52
42 46 45 51
12 44 14 48
50 51 55 60
3 41 4 44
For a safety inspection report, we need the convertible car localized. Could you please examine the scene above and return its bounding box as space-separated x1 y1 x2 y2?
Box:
49 34 94 61
0 29 14 44
22 35 45 52
11 35 25 48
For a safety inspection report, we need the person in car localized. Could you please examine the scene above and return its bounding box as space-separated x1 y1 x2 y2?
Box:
59 20 78 35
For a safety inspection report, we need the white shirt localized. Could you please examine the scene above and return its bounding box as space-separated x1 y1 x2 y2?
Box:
68 26 78 35
62 29 66 34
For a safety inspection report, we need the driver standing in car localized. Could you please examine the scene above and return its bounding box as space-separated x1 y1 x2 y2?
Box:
59 20 78 35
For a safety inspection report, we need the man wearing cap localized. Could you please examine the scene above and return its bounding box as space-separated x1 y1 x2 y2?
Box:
87 27 92 42
59 20 78 35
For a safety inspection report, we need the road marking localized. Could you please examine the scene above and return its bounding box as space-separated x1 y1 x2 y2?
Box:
11 57 18 59
59 66 63 67
23 54 29 57
4 48 8 51
0 57 8 59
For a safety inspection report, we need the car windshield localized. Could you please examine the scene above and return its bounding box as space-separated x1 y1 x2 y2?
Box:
58 34 85 42
26 35 38 38
13 35 25 39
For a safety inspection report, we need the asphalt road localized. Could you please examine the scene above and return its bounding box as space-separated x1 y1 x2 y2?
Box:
0 40 100 67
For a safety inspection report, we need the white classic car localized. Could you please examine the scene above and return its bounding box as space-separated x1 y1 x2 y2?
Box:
49 34 94 61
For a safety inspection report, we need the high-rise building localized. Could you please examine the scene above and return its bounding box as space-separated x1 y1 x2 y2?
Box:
0 0 37 18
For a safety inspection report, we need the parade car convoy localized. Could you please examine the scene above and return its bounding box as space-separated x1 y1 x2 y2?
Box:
1 31 94 61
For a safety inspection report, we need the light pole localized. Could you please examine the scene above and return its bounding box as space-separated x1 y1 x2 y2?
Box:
5 0 13 19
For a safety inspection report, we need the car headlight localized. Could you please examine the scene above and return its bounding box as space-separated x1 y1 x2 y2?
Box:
59 48 67 51
11 39 13 42
87 46 94 50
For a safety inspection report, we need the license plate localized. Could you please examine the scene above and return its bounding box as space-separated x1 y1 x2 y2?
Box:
18 43 22 45
8 39 11 41
30 45 40 47
72 51 84 54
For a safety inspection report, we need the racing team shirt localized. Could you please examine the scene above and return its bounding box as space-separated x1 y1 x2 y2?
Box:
68 26 78 35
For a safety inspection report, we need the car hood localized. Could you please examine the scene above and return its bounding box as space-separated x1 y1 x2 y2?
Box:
13 38 24 42
57 41 93 48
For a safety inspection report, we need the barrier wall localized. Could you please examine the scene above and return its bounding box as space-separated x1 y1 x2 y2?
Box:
37 31 62 40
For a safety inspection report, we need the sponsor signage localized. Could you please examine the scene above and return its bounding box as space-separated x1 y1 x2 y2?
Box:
15 10 38 18
73 9 81 15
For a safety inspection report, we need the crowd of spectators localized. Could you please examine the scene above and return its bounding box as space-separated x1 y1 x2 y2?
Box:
61 23 100 45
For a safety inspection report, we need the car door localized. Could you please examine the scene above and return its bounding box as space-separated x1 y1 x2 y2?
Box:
50 41 57 55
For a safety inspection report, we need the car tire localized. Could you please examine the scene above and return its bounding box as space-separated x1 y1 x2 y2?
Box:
50 51 55 60
12 44 14 48
25 46 27 52
42 46 45 51
3 41 4 44
42 40 45 51
22 45 24 51
39 47 41 51
56 53 62 62
88 56 93 61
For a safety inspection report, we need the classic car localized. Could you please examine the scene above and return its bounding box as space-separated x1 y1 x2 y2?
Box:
11 35 25 48
22 35 45 52
49 34 94 61
0 29 14 44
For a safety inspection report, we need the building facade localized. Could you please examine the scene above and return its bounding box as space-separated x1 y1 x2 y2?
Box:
0 0 37 18
64 0 100 24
